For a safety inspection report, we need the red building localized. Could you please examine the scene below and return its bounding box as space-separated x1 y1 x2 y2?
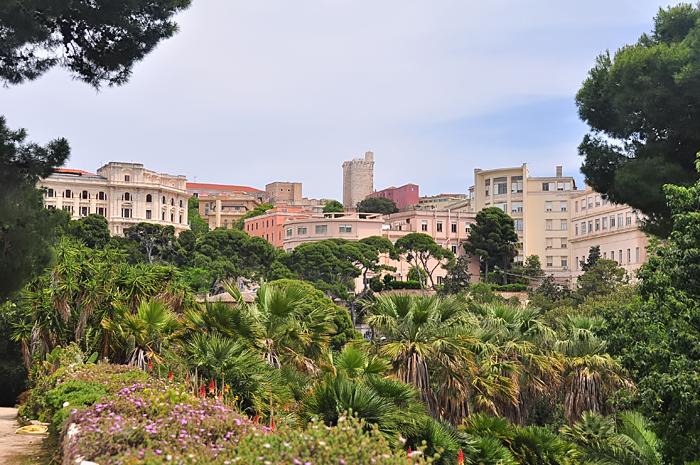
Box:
366 184 419 210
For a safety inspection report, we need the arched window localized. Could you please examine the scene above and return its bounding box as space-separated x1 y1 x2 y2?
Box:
65 189 71 198
124 192 131 201
179 199 183 208
124 174 130 182
98 191 106 200
171 213 174 222
81 190 89 199
162 196 166 204
47 188 54 197
170 198 174 206
146 194 152 203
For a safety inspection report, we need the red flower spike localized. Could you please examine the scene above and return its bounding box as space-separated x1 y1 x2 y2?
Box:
224 385 229 392
408 446 412 457
200 384 206 397
168 369 174 380
458 449 464 465
253 413 259 424
208 379 215 393
217 393 222 399
270 416 275 431
147 359 152 370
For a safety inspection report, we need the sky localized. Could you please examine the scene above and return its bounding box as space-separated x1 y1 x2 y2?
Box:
2 0 669 200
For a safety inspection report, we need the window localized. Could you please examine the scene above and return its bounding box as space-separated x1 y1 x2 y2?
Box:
557 182 564 191
561 220 567 230
542 182 550 191
485 180 490 196
81 206 88 216
588 221 593 233
466 223 471 233
595 219 600 231
545 201 552 212
514 220 523 231
575 224 579 236
626 215 632 226
611 250 615 261
581 222 587 234
339 225 353 233
511 201 523 213
98 192 105 200
65 189 72 198
146 194 152 203
451 222 457 233
560 238 567 248
604 252 607 259
82 190 89 199
511 176 523 193
546 238 553 249
636 247 640 262
421 220 428 232
581 199 586 210
297 226 307 235
286 248 293 253
47 188 54 197
494 202 507 212
618 214 623 227
495 177 507 195
286 228 292 237
171 198 174 206
619 249 622 262
223 219 228 229
576 258 579 270
97 208 104 216
171 213 174 222
122 208 131 218
546 219 552 230
315 225 328 234
436 221 443 232
602 217 608 229
603 197 608 205
146 210 152 219
180 200 183 208
266 221 269 228
588 198 593 209
124 175 130 182
162 212 166 220
627 249 631 263
565 182 571 190
546 256 553 267
162 196 166 204
124 192 131 201
561 257 568 267
610 215 615 227
63 205 72 213
560 201 567 212
451 245 457 254
575 201 578 212
595 195 601 207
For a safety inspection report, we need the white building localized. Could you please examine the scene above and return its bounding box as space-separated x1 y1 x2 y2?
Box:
39 162 189 236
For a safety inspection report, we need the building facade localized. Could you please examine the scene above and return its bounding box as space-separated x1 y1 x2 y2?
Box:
342 151 374 208
39 163 189 236
419 193 470 210
187 183 267 203
199 193 261 230
266 182 303 204
569 186 648 278
367 183 420 210
473 165 577 280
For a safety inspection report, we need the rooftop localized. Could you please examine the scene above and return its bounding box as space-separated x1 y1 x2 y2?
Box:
187 182 265 193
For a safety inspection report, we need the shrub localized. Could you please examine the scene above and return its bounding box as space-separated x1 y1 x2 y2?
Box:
370 276 384 292
490 283 527 292
386 280 422 290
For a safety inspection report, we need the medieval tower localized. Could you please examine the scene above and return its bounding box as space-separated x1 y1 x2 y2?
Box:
342 151 374 208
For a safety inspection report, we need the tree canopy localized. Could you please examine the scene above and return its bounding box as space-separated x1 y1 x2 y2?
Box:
63 214 111 249
356 197 399 215
0 0 192 88
464 207 519 284
394 233 454 293
0 117 70 301
322 200 344 215
576 4 700 236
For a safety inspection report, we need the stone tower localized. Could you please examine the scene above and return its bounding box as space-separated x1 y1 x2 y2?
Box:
342 151 374 208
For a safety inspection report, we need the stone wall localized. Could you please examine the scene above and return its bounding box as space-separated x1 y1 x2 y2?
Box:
342 151 374 208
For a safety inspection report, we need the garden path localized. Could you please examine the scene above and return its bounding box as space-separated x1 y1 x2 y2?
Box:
0 408 45 464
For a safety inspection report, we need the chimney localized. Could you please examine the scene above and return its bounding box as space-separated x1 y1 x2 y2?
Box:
556 166 563 178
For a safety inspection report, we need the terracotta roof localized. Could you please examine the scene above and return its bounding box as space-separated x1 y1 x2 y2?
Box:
187 182 265 193
56 168 96 176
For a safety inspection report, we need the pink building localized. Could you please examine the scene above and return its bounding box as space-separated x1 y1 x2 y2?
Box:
367 184 419 210
569 186 649 280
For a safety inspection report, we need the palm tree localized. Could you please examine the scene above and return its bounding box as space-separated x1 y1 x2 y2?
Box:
560 411 661 465
102 299 179 368
555 316 631 425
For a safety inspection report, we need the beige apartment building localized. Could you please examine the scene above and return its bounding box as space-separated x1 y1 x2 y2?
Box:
419 193 471 210
39 162 189 236
199 193 261 230
569 186 648 278
265 181 326 211
473 165 577 280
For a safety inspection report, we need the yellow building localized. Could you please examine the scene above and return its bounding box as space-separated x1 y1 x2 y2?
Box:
198 193 261 230
473 165 577 280
39 162 189 236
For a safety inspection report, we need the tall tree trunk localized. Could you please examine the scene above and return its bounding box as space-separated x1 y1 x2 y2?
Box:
503 256 508 285
484 262 489 283
415 259 426 297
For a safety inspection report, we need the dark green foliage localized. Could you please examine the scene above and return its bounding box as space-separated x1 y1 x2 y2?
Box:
356 197 400 215
0 0 192 88
490 283 527 292
576 4 700 236
369 276 384 293
464 207 519 284
574 258 628 302
0 303 28 406
528 276 575 312
187 196 209 235
322 200 344 215
124 222 176 264
407 266 428 284
440 255 472 295
63 214 111 249
385 280 422 290
0 116 70 301
395 233 454 291
579 245 601 272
